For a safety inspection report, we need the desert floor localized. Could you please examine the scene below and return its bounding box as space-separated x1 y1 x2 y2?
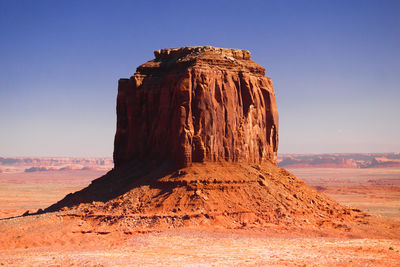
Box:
288 167 400 219
0 167 399 266
0 170 104 219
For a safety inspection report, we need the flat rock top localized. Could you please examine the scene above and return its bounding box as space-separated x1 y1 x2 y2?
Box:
154 46 251 60
137 46 263 75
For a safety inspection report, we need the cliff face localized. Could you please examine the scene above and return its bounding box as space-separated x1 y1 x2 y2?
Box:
114 46 278 168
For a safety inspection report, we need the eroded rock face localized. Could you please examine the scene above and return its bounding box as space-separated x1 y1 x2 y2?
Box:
114 46 278 168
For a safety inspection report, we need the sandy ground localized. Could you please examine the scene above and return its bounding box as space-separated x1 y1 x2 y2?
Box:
0 231 399 266
0 170 104 218
0 167 399 266
289 167 400 218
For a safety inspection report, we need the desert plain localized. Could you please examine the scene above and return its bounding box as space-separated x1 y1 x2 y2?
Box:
0 156 399 266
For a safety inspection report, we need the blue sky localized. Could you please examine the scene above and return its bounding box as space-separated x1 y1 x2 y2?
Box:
0 0 399 157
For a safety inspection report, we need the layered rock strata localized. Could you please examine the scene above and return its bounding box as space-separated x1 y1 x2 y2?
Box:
114 46 279 169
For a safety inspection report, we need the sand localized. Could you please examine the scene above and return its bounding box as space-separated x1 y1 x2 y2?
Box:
0 167 399 266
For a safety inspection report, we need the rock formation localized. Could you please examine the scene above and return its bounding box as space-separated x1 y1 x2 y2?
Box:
114 46 278 169
45 47 368 233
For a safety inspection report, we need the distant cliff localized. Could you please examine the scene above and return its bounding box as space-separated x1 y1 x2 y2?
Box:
0 157 113 173
278 153 400 168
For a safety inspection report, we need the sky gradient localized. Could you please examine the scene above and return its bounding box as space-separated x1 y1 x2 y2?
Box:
1 0 399 157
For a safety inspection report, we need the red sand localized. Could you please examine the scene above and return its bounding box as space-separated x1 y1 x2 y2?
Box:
0 166 399 265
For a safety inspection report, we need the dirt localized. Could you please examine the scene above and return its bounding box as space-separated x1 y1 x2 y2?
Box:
0 164 399 266
289 167 400 218
0 170 105 218
0 230 399 266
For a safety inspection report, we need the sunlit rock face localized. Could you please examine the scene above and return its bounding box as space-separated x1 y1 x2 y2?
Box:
113 46 279 169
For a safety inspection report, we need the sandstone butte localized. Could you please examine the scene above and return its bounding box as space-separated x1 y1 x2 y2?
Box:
114 46 278 168
41 46 396 235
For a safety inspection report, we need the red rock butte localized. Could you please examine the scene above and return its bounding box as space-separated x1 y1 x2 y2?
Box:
43 46 376 234
114 46 278 169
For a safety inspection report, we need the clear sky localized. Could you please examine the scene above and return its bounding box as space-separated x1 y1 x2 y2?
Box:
0 0 399 157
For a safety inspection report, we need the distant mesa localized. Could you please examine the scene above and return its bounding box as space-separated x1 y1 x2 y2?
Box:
22 165 107 172
25 167 55 172
0 157 113 173
278 153 400 168
0 157 21 165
